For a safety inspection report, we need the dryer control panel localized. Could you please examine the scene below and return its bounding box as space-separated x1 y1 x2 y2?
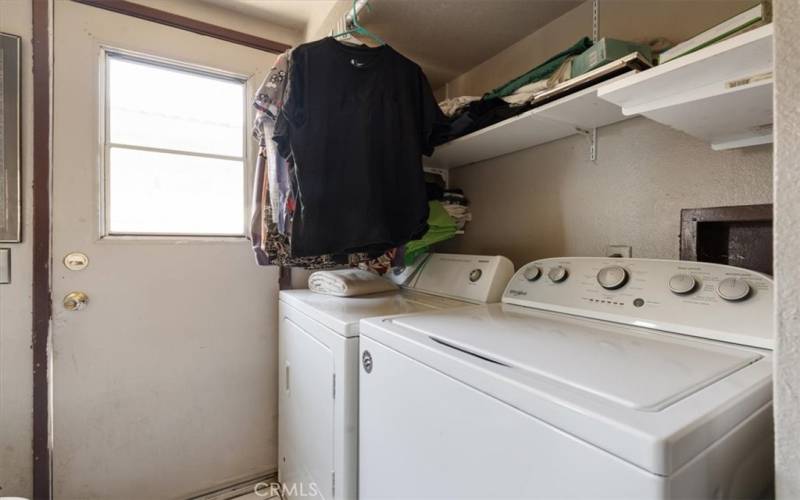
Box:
503 257 773 349
393 253 515 304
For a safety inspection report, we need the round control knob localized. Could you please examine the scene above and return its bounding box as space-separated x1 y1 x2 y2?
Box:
669 274 697 295
547 266 568 283
523 266 541 282
716 278 751 301
596 266 628 290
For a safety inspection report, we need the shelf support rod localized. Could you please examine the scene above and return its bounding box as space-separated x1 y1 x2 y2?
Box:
583 0 599 162
576 127 598 162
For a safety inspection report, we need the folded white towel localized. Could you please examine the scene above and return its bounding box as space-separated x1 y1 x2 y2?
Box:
308 269 398 297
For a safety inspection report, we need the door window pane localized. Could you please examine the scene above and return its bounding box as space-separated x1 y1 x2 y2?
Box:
108 56 244 157
105 53 246 236
108 147 244 235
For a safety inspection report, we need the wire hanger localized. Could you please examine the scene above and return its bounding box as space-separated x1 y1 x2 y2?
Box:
332 0 385 46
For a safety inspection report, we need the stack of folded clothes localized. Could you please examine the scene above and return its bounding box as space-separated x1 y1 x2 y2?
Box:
434 37 593 146
441 189 471 231
434 97 525 145
403 201 459 265
400 188 473 264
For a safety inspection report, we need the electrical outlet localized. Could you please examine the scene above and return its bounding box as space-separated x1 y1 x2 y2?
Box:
606 245 632 258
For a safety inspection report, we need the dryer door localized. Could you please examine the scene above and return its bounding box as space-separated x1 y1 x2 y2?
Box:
279 316 334 499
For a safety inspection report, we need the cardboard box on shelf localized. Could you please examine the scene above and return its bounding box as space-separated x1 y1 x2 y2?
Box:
571 38 653 79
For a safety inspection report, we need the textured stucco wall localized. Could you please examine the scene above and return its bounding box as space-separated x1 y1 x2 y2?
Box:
773 0 800 496
0 0 34 496
442 117 773 269
438 0 773 269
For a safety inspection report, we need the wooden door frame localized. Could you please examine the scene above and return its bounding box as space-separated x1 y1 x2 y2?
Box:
31 1 52 498
31 2 291 497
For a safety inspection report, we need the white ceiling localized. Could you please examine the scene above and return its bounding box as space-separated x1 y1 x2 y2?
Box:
202 0 583 89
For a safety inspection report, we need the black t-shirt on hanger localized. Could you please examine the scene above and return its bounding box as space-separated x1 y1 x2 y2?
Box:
275 37 445 258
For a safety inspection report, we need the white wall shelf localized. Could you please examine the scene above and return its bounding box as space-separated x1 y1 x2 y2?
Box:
427 25 773 169
427 112 576 170
427 75 633 169
598 24 774 151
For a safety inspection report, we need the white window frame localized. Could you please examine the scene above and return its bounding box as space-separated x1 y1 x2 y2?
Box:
99 48 250 240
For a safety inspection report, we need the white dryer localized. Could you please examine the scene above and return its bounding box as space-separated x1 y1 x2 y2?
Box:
277 253 514 500
359 257 774 499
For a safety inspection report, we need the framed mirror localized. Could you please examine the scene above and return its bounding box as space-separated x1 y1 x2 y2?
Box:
1 33 21 242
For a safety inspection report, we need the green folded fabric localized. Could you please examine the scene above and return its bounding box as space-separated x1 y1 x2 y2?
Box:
483 37 593 100
404 201 458 265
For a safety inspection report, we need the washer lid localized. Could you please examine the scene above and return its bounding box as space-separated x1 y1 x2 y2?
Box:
392 305 761 411
280 289 467 337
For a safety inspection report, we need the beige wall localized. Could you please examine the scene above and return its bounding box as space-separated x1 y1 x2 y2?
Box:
773 0 800 496
439 0 759 98
305 0 353 42
442 117 772 268
304 0 346 42
0 0 34 497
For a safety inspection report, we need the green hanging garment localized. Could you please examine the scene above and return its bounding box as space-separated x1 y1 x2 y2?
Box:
483 37 593 100
404 201 458 265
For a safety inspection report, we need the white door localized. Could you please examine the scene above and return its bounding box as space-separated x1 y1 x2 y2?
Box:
52 3 280 499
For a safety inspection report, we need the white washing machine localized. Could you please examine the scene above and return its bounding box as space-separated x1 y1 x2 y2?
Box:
277 253 514 500
359 257 774 499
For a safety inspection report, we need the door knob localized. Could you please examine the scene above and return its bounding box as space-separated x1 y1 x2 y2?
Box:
63 291 89 311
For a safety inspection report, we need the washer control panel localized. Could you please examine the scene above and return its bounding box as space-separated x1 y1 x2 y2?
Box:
597 265 628 290
547 265 569 283
503 257 774 349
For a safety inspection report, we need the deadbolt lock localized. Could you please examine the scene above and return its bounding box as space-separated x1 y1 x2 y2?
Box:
64 252 89 271
63 291 89 311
